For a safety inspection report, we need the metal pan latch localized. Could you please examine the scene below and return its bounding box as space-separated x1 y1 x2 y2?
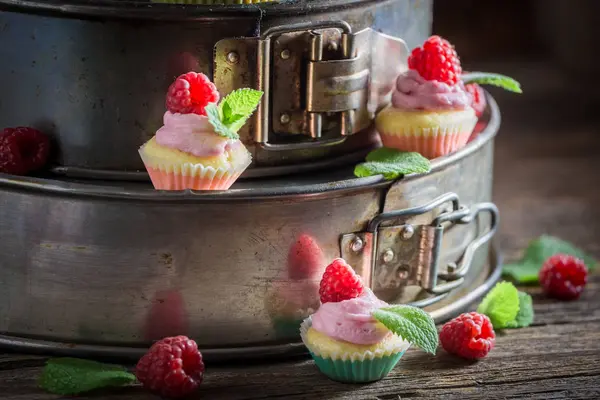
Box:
340 193 499 307
214 20 408 151
252 20 408 151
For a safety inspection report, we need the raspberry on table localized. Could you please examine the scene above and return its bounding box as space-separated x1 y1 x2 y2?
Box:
0 127 50 175
135 335 204 398
465 83 487 118
539 254 588 300
439 312 495 360
166 71 220 116
408 35 462 85
319 258 365 303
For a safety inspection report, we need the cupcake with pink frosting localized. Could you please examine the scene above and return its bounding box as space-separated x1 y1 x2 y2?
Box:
139 71 262 190
375 36 477 159
301 259 438 383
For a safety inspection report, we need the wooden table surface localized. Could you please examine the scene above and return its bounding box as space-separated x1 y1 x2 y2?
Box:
2 62 600 399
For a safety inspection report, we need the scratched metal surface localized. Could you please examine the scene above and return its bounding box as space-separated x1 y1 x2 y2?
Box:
0 0 432 174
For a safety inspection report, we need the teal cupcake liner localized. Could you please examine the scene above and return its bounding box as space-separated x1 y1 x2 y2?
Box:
300 317 410 383
308 350 406 383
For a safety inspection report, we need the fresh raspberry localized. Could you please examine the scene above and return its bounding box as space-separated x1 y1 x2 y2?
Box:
465 83 487 118
408 35 462 85
319 258 364 303
135 335 204 398
0 127 50 175
539 254 588 300
440 312 495 360
287 234 325 280
166 71 219 116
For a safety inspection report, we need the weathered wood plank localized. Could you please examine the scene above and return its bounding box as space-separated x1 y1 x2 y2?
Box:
1 308 598 399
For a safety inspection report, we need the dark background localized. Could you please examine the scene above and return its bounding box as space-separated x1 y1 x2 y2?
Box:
433 0 600 257
434 0 599 75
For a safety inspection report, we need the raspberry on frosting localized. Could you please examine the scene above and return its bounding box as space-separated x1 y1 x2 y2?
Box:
319 258 365 303
166 71 220 116
408 35 462 85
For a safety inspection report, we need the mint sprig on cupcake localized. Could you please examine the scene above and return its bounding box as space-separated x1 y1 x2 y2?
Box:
140 71 259 191
317 260 439 355
372 305 439 354
302 259 439 383
205 88 263 140
462 72 522 94
369 35 523 166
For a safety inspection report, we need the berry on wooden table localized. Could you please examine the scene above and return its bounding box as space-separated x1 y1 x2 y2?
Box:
135 335 205 398
408 35 462 85
319 258 365 303
539 254 588 300
440 312 496 359
166 71 220 116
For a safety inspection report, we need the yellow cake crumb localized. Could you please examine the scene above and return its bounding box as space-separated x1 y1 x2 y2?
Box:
375 106 476 135
140 136 248 169
304 327 409 360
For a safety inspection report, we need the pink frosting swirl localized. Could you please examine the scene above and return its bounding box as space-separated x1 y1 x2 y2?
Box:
311 289 390 345
155 111 239 157
391 69 472 111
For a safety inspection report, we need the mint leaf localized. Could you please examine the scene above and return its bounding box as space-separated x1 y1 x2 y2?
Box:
218 88 263 132
462 72 522 93
205 103 239 140
502 235 597 284
506 291 534 329
39 358 136 395
372 305 438 354
502 261 542 284
477 281 520 329
354 148 431 180
522 235 597 268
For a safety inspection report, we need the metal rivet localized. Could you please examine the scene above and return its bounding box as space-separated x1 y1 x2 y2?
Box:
327 41 338 52
382 249 394 264
400 225 414 240
226 51 239 64
397 265 410 280
280 49 291 60
279 113 291 124
350 236 364 253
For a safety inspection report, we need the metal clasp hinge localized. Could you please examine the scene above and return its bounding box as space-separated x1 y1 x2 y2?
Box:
214 21 408 152
340 193 499 306
256 21 371 151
